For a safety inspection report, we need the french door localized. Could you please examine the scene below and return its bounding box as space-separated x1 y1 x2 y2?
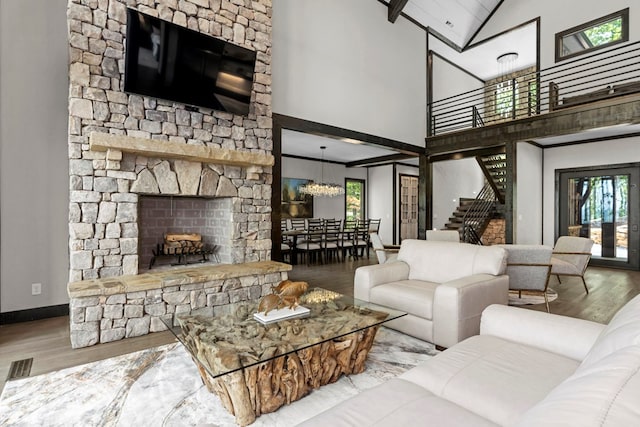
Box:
558 164 639 269
400 175 419 241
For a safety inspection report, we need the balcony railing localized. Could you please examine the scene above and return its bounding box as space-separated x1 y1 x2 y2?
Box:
428 40 640 136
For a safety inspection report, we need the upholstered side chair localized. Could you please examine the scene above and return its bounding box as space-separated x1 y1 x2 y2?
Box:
369 233 399 264
497 244 553 312
426 230 460 242
550 236 594 294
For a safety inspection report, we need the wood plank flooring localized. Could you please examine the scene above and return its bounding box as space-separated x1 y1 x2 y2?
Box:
1 255 639 392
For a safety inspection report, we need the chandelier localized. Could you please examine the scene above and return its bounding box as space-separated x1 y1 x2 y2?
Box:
299 146 345 198
497 52 519 77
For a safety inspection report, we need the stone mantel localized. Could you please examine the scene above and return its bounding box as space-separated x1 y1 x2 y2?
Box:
89 132 275 168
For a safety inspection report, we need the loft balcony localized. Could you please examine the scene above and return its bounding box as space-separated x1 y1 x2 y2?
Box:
426 40 640 156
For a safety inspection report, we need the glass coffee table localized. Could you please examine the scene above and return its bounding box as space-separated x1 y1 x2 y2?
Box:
162 288 406 426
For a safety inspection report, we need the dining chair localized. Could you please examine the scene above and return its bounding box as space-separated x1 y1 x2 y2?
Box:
280 219 292 263
340 220 358 260
298 218 324 265
323 220 342 262
354 219 371 258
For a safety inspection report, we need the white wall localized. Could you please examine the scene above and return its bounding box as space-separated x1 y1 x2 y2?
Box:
365 164 419 245
281 157 367 220
431 53 484 102
516 142 543 244
367 165 394 243
432 158 485 230
475 0 638 69
272 0 427 146
542 137 640 246
0 0 69 312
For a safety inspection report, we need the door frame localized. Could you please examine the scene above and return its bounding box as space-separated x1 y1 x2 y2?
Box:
557 162 639 270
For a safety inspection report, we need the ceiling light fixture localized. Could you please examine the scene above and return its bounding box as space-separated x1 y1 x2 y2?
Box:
299 146 345 198
497 52 519 64
497 52 519 77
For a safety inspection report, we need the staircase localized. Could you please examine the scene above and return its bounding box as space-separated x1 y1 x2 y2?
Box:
444 183 498 244
476 152 506 204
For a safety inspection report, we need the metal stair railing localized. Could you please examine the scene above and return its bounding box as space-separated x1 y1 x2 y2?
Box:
476 153 506 204
461 183 497 244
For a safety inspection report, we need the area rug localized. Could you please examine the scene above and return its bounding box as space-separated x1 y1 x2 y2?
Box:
0 327 436 426
509 288 558 306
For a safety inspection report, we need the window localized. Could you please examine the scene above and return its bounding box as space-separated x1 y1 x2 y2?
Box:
345 179 365 221
495 80 518 119
555 9 628 62
527 81 538 116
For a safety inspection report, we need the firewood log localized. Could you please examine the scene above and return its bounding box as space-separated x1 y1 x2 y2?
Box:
165 233 202 242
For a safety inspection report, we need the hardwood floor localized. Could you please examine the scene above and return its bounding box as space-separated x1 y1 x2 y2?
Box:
1 255 638 392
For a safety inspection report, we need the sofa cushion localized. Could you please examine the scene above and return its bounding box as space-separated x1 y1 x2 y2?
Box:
298 378 498 427
370 280 439 320
400 335 579 426
398 240 506 283
580 294 640 368
515 345 640 427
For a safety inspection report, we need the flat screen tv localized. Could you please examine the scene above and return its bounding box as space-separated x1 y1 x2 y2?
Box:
124 8 256 115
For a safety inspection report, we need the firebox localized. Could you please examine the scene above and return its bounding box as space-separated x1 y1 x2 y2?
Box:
138 195 232 270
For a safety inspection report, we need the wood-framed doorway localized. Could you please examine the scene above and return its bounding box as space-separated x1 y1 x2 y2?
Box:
399 174 419 241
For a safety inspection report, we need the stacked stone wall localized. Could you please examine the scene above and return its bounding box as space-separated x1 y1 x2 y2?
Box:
67 0 273 281
482 218 506 245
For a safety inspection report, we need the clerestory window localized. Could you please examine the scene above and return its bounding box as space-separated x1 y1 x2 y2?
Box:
555 9 628 62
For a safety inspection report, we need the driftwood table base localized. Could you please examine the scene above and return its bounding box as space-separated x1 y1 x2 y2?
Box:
170 289 403 426
195 326 380 426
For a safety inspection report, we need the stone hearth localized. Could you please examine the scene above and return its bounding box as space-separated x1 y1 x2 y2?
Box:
68 261 291 348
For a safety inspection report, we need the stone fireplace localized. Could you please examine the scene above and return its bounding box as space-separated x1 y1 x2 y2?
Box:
67 0 274 281
65 0 287 349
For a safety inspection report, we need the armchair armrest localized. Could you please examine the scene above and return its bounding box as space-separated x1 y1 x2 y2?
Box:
354 262 410 301
480 304 605 361
433 274 509 348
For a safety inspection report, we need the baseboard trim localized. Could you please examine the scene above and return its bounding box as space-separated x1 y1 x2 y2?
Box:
0 304 69 324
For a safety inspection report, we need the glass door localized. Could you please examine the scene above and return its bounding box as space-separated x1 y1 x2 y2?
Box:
559 165 639 269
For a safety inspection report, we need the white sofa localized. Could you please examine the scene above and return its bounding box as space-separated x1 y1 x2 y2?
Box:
354 239 508 348
300 294 640 426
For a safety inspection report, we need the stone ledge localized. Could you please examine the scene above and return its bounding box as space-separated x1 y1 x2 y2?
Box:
68 261 292 298
89 132 275 167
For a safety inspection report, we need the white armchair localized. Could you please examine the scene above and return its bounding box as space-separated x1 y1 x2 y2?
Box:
355 240 508 348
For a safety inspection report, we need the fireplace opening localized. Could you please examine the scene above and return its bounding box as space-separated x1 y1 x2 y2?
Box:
138 195 232 271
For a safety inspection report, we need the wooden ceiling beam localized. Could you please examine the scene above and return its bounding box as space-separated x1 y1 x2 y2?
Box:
346 153 415 167
388 0 409 23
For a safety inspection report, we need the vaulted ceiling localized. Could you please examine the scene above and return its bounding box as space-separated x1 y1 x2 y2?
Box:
387 0 502 49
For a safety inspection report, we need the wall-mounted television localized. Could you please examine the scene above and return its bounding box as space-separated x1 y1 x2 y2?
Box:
124 8 256 115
